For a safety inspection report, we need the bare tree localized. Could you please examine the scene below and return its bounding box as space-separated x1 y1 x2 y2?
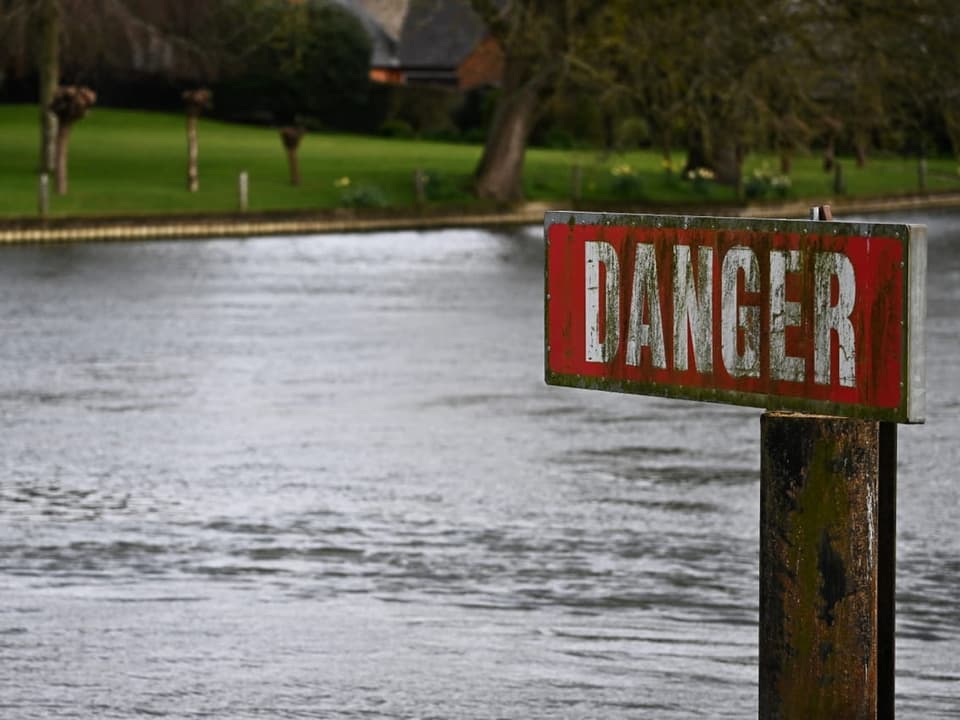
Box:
279 126 305 186
49 84 95 194
1 0 261 183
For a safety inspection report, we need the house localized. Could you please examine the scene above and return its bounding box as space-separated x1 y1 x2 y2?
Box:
336 0 504 90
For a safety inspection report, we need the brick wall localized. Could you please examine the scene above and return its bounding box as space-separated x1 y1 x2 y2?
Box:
457 36 504 90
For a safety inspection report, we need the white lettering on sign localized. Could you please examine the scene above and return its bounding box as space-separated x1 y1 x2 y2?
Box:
582 242 858 387
626 243 666 368
770 250 804 382
673 245 713 372
721 246 761 378
815 252 857 387
585 241 620 362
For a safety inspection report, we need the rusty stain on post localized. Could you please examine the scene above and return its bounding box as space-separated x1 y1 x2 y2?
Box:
760 412 879 719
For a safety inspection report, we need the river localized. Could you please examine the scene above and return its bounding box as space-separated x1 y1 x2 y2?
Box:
0 210 957 718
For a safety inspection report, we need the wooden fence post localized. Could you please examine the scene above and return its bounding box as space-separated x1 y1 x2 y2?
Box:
571 163 583 202
238 171 249 212
414 168 427 205
38 173 49 217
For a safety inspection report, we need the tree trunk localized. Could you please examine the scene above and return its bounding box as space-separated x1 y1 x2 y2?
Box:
186 114 199 192
660 129 673 172
285 147 300 186
54 121 71 195
36 0 60 175
682 127 708 174
854 131 868 168
943 109 960 161
279 127 305 186
711 139 743 191
823 138 835 172
473 80 542 203
780 152 792 175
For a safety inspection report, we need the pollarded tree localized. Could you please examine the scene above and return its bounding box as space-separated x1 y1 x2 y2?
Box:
279 126 305 186
0 0 260 180
49 84 95 194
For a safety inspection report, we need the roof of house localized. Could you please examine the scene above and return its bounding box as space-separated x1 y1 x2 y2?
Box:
396 0 487 69
355 0 409 42
337 0 490 72
330 0 399 68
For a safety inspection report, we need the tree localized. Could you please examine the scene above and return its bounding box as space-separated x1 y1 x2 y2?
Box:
599 0 831 191
36 0 60 174
49 83 95 194
469 0 610 203
279 126 305 186
214 0 373 130
0 0 259 182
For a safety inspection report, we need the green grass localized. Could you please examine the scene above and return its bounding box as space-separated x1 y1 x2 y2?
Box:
1 103 958 218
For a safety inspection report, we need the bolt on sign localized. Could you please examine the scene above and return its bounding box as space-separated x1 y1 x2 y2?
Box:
545 212 926 423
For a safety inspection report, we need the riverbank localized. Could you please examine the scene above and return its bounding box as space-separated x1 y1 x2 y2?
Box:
1 192 958 244
4 104 960 235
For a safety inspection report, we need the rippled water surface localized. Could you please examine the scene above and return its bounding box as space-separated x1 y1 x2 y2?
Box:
1 213 957 718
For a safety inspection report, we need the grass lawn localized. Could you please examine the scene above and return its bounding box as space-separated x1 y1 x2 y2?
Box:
1 103 958 218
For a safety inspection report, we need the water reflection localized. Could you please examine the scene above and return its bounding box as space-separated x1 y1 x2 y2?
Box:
0 215 956 717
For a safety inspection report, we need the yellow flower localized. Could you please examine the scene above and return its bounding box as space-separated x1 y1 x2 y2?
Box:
333 176 351 188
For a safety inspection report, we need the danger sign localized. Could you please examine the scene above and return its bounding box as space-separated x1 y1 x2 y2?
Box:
545 212 926 423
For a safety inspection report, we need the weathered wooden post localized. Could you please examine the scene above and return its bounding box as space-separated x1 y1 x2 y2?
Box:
38 173 49 217
414 168 427 205
238 171 249 212
571 164 583 202
544 208 926 718
182 89 212 193
760 411 880 716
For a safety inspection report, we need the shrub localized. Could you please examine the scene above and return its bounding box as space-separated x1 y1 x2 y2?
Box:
615 117 651 150
420 170 470 202
684 166 716 195
337 181 389 208
744 165 792 200
380 119 415 138
608 163 643 199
